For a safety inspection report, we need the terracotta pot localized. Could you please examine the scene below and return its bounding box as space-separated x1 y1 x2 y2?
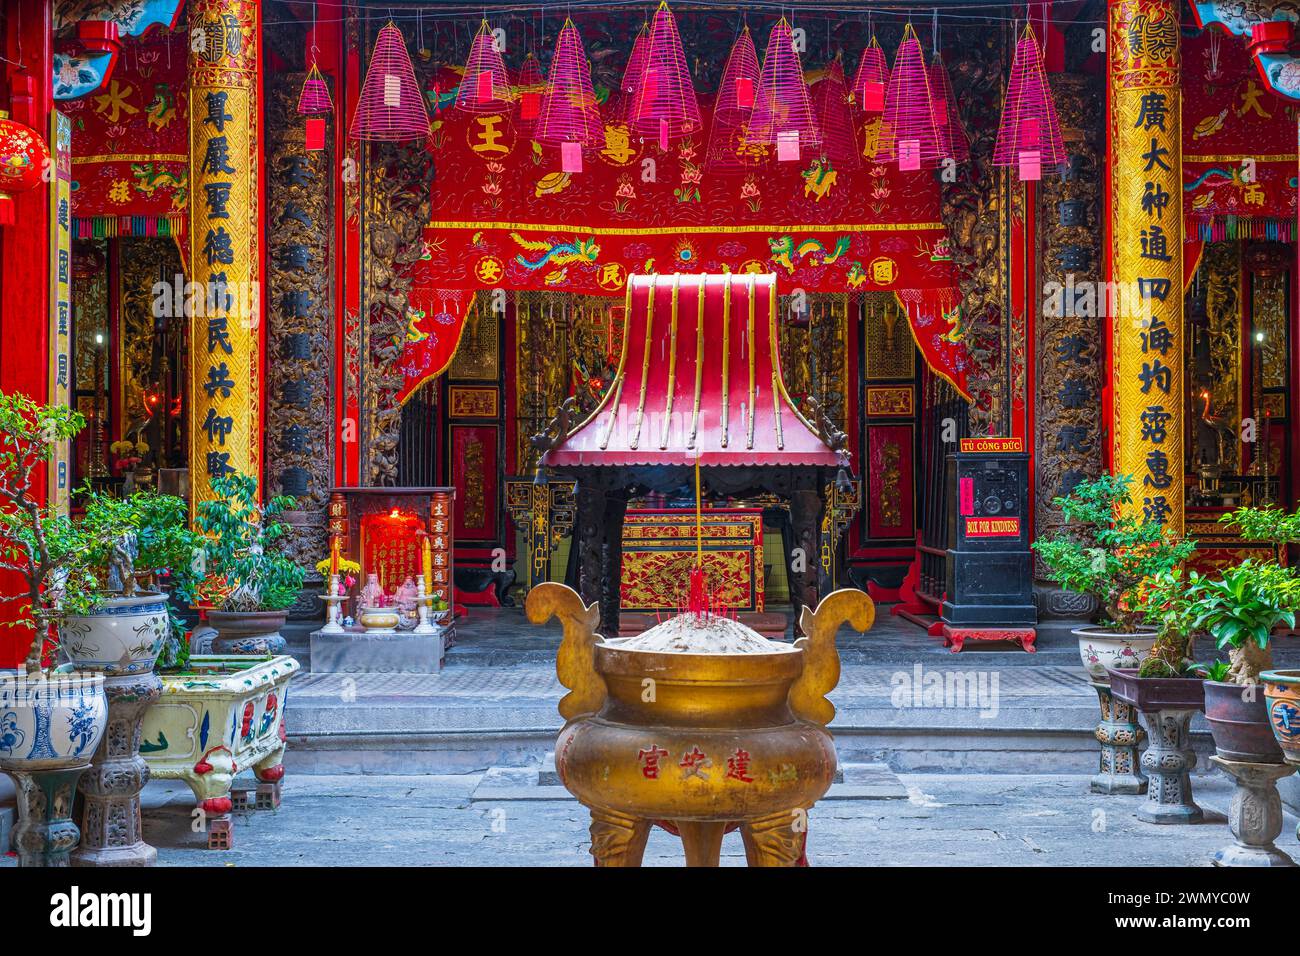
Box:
1260 670 1300 763
1106 667 1205 712
58 591 169 675
207 609 287 655
1073 625 1157 681
1204 680 1284 763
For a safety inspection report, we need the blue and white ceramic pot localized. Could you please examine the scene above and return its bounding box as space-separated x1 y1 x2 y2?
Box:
0 669 107 865
58 591 169 675
0 669 107 770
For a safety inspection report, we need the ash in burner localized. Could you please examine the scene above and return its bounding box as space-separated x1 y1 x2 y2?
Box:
617 613 790 654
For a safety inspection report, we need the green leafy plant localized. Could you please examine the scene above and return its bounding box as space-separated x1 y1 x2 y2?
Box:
1196 660 1233 682
1032 474 1196 632
1132 567 1203 678
0 391 99 673
1219 505 1300 562
1187 560 1300 686
77 488 206 603
194 472 304 612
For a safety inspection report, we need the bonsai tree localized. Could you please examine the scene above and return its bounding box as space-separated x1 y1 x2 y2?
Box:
194 472 304 612
1032 474 1196 632
78 488 205 602
0 391 98 673
1132 567 1203 678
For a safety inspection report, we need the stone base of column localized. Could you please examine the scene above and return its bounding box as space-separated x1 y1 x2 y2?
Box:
2 764 88 867
1210 756 1296 867
1137 708 1203 824
72 672 164 867
1090 681 1147 795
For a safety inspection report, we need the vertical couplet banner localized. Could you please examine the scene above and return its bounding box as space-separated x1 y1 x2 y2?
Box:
188 0 262 511
1109 0 1183 534
48 111 73 513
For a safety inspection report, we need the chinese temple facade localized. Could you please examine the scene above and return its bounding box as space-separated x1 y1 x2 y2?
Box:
2 0 1300 654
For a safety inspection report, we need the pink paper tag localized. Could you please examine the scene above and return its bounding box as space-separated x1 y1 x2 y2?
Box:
736 77 754 109
861 81 885 112
476 70 493 101
959 477 974 516
898 139 921 171
659 117 669 151
305 117 326 151
1019 116 1040 147
520 91 539 119
777 129 800 162
561 142 583 173
1018 149 1041 181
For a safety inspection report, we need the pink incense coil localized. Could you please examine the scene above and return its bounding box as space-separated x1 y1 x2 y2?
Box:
298 64 333 115
535 19 604 148
514 53 545 130
810 56 860 171
712 26 760 124
874 25 944 168
350 21 430 142
928 54 969 162
457 19 514 114
749 18 821 150
630 2 701 141
850 36 889 112
992 24 1065 168
611 22 650 125
705 27 764 174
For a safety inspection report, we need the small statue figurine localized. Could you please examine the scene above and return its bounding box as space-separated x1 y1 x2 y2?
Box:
359 572 385 608
393 575 420 630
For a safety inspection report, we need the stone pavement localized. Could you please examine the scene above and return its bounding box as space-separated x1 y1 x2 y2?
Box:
2 769 1282 867
285 607 1285 775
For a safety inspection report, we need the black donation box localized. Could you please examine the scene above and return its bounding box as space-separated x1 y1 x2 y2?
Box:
941 440 1035 626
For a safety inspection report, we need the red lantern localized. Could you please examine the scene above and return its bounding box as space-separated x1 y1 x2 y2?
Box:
0 111 50 227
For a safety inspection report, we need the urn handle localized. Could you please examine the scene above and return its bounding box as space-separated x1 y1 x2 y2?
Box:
525 582 607 720
789 588 875 726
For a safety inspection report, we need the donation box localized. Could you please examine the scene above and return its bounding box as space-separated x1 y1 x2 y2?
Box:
942 439 1035 626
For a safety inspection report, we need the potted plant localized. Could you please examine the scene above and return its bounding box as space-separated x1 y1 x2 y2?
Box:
194 472 305 654
1189 558 1299 763
1106 567 1208 824
1033 474 1196 679
56 489 203 676
0 391 109 865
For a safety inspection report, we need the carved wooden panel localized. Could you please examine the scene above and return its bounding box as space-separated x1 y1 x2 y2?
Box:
266 74 334 566
1034 72 1106 564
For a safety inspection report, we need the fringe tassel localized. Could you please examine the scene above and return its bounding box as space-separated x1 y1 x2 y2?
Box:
72 214 186 239
1191 215 1295 243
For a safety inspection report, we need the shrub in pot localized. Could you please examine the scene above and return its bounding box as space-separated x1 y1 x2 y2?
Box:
1188 560 1299 762
1033 474 1196 680
194 472 305 654
59 488 204 675
0 391 109 865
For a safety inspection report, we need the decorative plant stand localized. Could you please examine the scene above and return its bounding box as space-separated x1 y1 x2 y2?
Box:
141 655 298 849
1209 756 1296 867
5 765 87 867
72 671 164 866
1107 668 1205 825
1137 709 1203 824
1089 680 1146 795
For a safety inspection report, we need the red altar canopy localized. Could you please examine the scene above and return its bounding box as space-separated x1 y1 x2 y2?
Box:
544 273 842 468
